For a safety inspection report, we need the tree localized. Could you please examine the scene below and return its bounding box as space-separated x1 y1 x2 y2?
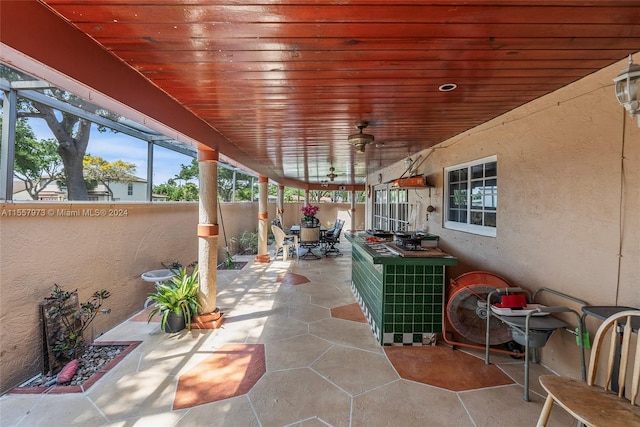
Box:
284 187 304 202
151 160 200 201
309 190 333 203
8 118 64 200
217 167 235 202
217 167 254 202
152 181 180 200
153 179 199 201
83 155 137 201
181 182 199 201
231 172 255 201
174 159 198 184
2 63 118 200
18 93 98 200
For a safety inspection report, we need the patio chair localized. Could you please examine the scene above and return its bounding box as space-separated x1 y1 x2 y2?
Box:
323 219 344 257
536 309 640 427
272 218 292 234
320 218 343 240
271 224 297 261
298 225 321 260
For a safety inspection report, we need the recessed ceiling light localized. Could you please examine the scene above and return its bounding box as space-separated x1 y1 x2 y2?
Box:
439 83 457 92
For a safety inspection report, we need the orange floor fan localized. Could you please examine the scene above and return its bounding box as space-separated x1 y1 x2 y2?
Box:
444 271 522 356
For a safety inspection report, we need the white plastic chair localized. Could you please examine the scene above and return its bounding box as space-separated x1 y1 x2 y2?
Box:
271 224 297 261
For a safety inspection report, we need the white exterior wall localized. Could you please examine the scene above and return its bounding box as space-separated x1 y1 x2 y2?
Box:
109 181 146 201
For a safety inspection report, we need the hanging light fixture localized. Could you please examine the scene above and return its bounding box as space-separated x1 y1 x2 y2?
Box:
613 54 640 127
327 166 337 181
348 122 374 153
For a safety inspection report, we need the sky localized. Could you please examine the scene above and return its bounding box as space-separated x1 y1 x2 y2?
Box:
27 118 194 185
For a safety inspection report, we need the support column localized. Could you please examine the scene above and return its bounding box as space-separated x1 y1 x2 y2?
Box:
277 184 285 223
231 169 237 202
350 190 357 232
0 88 17 200
255 175 270 263
304 190 310 206
195 147 223 328
146 141 154 201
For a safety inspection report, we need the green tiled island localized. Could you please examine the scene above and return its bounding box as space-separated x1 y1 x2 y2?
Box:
345 232 458 345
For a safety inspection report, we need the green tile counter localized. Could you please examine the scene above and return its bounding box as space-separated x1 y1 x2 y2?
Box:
345 233 458 345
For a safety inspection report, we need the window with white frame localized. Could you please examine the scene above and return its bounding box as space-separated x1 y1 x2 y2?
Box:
373 188 388 230
372 186 409 231
445 156 497 236
127 183 134 196
389 188 409 231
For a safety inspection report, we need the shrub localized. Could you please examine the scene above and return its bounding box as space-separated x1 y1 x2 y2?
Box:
44 285 110 364
239 230 259 254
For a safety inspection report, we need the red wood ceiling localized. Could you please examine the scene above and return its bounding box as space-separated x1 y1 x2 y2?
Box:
39 1 640 187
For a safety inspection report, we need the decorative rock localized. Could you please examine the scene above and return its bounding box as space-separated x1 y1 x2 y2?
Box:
57 359 78 383
19 344 127 388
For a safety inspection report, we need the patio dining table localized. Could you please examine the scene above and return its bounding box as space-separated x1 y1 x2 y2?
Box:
289 225 327 235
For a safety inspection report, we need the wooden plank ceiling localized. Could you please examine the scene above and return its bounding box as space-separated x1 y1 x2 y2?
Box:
41 1 640 188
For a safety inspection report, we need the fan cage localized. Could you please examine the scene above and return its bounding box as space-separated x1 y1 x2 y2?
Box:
446 271 513 345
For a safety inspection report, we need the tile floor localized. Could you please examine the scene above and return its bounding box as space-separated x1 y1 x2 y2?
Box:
0 241 575 426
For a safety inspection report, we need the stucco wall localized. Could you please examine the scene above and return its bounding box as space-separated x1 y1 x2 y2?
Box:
280 202 365 232
216 202 260 259
368 55 639 378
0 202 199 392
0 200 363 391
215 202 365 260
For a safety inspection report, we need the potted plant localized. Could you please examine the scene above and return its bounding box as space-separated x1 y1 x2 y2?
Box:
147 266 201 333
301 203 319 227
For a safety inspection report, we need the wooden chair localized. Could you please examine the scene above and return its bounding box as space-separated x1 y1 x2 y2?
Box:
537 309 640 427
271 224 297 261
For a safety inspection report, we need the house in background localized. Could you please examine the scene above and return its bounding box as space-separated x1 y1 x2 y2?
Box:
12 176 151 201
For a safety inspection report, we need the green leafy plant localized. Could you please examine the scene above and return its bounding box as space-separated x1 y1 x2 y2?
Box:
239 230 259 254
161 260 198 273
45 285 111 362
224 247 234 268
147 266 201 331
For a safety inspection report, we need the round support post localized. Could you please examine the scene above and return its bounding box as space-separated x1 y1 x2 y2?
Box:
197 148 219 315
277 184 285 223
255 175 270 262
350 190 357 231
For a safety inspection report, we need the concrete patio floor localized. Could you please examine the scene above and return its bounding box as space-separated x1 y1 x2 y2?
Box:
0 241 575 426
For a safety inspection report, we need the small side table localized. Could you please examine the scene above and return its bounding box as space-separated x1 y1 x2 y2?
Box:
141 269 176 308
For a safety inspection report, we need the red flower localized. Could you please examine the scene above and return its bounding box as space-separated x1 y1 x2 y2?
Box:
301 204 319 217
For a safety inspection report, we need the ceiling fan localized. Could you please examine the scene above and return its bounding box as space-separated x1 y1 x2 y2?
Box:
327 166 338 181
348 122 375 154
